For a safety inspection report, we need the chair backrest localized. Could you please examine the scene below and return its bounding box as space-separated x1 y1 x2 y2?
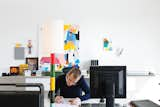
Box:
0 83 44 107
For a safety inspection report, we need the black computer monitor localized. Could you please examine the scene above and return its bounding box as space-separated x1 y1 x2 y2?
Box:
90 66 126 107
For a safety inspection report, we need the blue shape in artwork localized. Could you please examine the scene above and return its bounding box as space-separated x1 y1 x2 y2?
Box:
68 63 72 67
64 54 67 60
104 42 109 47
64 40 67 44
66 31 76 44
75 59 80 64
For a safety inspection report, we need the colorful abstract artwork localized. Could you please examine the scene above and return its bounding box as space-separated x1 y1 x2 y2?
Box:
103 37 112 51
64 24 80 67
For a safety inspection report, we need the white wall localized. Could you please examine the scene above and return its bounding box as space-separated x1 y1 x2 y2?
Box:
1 0 160 72
0 0 160 104
0 0 39 72
78 0 160 72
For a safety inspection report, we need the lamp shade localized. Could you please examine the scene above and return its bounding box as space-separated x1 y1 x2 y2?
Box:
39 19 64 58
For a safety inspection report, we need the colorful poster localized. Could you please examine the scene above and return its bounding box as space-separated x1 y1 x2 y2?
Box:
103 37 112 51
64 24 80 67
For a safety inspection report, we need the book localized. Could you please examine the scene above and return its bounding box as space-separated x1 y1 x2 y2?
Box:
129 100 160 107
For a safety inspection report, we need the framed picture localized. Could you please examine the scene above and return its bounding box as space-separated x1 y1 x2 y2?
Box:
10 66 19 75
26 57 38 71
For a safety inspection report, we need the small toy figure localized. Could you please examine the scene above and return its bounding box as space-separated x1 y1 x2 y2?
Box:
27 40 32 54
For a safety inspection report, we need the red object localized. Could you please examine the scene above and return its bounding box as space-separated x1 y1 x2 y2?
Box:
51 53 55 64
40 57 50 64
40 56 61 64
41 53 64 64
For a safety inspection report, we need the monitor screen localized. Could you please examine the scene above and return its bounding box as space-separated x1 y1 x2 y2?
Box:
90 66 126 99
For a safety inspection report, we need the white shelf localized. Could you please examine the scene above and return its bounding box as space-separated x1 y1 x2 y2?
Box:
127 72 155 76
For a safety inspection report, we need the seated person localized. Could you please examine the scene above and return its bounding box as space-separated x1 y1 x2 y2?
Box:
55 67 90 105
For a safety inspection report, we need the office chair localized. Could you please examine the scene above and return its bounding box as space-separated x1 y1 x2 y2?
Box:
0 83 44 107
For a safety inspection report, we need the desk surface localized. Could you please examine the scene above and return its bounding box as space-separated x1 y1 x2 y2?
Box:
44 92 125 107
44 92 79 107
44 98 78 107
44 98 125 107
45 100 124 107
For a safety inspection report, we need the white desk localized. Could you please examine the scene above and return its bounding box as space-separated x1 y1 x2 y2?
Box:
44 91 79 107
44 97 124 107
44 98 78 107
44 91 127 107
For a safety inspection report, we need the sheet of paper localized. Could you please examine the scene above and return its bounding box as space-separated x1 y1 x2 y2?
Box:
55 103 78 107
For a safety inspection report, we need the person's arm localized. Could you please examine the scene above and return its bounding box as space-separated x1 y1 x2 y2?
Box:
79 76 90 101
55 76 61 96
55 76 64 103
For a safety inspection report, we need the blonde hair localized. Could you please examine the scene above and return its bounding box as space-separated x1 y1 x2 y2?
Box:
67 68 81 79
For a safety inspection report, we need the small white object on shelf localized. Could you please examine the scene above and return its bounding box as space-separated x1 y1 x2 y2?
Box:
24 70 31 76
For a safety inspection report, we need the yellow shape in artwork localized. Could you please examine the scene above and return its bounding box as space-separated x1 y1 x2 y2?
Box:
64 24 71 31
64 44 68 50
64 41 76 50
64 24 79 34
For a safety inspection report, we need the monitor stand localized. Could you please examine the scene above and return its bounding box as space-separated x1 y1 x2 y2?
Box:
106 96 114 107
99 97 115 107
100 98 105 103
99 81 115 107
105 81 115 107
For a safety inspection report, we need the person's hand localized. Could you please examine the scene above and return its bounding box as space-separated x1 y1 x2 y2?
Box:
55 96 64 103
68 97 81 105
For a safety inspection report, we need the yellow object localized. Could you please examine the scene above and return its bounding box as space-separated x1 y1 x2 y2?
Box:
64 41 76 50
15 43 22 48
19 64 28 75
64 24 71 31
56 64 63 71
50 77 55 91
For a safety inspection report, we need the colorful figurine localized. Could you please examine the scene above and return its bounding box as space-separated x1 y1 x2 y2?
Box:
27 40 32 54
